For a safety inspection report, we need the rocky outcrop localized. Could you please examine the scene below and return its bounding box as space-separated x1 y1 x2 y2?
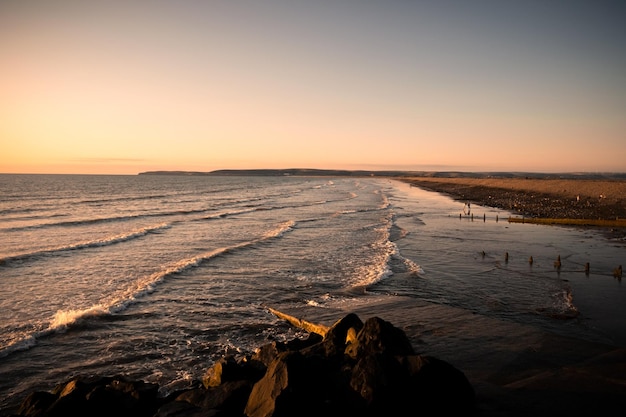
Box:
10 313 475 417
15 375 163 417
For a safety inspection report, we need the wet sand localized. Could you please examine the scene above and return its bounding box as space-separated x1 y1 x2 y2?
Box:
278 297 626 416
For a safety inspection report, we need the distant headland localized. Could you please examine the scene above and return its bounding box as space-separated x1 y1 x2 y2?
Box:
138 169 626 180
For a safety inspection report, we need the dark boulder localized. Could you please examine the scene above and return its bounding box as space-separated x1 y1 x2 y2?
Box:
349 352 409 409
346 316 415 359
16 391 56 417
245 314 473 417
252 332 322 367
175 380 253 415
203 355 265 389
16 375 162 417
244 351 361 417
317 312 363 358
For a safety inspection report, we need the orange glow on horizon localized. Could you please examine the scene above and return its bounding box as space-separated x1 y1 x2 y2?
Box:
2 2 625 175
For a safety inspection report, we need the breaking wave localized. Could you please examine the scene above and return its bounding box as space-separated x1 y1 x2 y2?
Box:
0 220 296 358
1 223 171 265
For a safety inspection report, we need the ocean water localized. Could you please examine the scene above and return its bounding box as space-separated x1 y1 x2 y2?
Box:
1 174 624 412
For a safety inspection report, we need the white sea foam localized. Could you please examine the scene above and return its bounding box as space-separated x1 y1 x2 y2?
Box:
1 305 112 358
1 220 298 360
552 288 579 318
3 223 171 263
350 215 397 289
0 334 37 358
88 221 295 314
404 258 425 275
49 304 110 331
262 220 296 238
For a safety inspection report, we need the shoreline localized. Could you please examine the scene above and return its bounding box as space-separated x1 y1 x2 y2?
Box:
4 175 626 416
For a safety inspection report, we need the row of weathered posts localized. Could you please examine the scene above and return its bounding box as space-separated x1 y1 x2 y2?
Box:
482 250 622 279
459 209 622 278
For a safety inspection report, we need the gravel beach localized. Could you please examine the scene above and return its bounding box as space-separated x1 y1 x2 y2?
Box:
399 176 626 240
399 177 626 220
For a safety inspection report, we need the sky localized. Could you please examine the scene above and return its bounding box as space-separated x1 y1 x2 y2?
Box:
1 0 625 174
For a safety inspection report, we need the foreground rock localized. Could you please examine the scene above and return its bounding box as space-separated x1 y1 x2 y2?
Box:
10 313 475 417
14 376 163 417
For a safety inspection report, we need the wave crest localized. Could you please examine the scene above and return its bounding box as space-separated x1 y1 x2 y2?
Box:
49 304 110 331
2 223 171 265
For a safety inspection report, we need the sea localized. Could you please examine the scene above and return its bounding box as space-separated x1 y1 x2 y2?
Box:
1 173 625 412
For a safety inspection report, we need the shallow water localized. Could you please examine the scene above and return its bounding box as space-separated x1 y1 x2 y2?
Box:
384 184 626 340
0 174 624 412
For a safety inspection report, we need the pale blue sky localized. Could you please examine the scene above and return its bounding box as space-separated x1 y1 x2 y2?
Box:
2 0 625 173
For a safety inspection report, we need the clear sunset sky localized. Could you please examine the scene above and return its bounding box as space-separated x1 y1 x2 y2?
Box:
1 1 625 174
